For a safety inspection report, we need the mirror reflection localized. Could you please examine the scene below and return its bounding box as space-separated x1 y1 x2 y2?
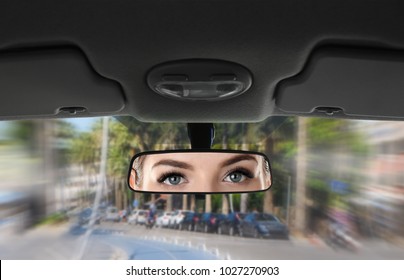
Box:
128 151 271 193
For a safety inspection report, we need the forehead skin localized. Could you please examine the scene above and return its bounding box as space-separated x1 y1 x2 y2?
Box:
142 152 260 171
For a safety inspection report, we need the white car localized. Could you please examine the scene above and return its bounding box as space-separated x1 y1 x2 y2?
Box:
104 206 120 222
128 209 148 225
169 210 193 229
156 212 172 228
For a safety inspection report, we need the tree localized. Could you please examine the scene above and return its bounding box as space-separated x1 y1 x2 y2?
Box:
70 131 100 173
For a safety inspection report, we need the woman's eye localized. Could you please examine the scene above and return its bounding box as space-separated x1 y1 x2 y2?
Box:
224 172 246 183
162 174 186 185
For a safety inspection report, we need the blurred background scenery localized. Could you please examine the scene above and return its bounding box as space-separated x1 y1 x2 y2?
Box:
1 116 404 259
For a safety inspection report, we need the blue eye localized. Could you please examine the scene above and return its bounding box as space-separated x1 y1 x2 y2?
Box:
225 172 245 183
164 175 183 185
159 173 187 185
224 168 253 183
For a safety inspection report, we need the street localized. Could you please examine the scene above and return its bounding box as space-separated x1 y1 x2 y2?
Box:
101 223 404 260
2 221 404 260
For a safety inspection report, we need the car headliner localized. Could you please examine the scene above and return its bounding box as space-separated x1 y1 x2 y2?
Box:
1 0 404 122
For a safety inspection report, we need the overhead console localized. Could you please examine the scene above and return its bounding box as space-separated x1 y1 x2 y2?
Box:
0 47 125 119
276 47 404 119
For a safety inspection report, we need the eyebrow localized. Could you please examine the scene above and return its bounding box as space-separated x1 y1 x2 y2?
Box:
219 154 258 168
152 159 194 170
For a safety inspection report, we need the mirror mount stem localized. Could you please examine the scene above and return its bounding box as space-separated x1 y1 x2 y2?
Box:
187 123 215 149
187 123 214 201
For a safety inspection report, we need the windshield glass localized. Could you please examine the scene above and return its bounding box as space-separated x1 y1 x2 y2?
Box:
1 116 404 259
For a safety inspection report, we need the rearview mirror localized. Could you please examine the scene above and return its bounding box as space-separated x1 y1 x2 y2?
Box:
128 150 271 193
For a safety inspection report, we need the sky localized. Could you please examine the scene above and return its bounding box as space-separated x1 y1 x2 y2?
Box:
66 117 100 132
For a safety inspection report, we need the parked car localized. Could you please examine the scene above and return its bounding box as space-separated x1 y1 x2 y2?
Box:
239 213 289 239
103 206 120 222
127 209 148 225
195 213 226 233
127 210 138 224
169 210 193 229
178 212 202 231
134 210 148 225
217 212 246 236
156 211 172 228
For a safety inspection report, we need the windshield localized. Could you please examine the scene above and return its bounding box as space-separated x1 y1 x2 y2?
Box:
1 116 404 260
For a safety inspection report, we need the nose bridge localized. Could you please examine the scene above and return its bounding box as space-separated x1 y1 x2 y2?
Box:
195 171 210 193
195 153 223 193
197 161 218 193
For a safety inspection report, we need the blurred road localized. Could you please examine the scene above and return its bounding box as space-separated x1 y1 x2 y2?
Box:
2 221 404 260
0 223 125 260
102 223 404 260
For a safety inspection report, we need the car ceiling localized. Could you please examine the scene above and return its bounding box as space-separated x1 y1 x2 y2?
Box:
1 0 404 122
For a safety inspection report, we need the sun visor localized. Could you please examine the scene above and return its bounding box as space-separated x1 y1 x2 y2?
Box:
0 47 125 118
276 47 404 119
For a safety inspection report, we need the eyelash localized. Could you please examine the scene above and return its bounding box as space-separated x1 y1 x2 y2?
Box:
157 168 253 185
157 172 187 183
224 167 254 180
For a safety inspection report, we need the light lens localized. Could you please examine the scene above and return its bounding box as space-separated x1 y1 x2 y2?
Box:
155 81 245 100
